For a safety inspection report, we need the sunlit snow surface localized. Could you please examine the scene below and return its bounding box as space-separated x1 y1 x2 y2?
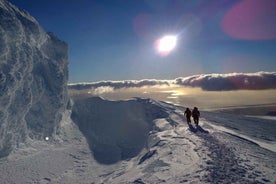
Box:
0 97 275 183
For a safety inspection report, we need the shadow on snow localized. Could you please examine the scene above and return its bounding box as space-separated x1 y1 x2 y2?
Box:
188 124 209 133
70 96 168 165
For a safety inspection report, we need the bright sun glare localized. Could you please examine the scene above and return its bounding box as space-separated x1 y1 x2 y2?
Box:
155 35 177 56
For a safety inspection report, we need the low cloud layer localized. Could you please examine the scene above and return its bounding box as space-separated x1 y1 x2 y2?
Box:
87 86 115 96
68 79 171 90
175 71 276 91
69 71 276 92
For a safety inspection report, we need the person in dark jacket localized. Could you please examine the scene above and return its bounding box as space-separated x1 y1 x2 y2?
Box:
184 108 192 124
192 107 200 125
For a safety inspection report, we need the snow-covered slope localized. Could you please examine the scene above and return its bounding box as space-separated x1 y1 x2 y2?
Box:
71 96 169 164
0 0 68 157
1 97 275 183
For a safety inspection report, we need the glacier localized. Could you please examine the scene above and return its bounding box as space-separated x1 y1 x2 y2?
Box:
0 0 68 157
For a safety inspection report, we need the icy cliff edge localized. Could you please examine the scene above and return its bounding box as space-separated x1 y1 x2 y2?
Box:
0 0 68 157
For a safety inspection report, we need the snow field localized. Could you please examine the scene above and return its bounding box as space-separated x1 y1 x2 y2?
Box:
0 98 275 183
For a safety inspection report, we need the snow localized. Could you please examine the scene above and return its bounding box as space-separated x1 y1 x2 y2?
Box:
0 97 275 183
207 122 276 153
2 0 275 183
246 115 276 121
0 0 68 156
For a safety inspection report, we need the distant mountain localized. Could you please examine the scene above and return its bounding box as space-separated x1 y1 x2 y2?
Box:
0 0 68 157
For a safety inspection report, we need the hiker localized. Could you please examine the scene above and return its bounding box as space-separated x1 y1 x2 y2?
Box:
184 108 192 124
192 107 200 126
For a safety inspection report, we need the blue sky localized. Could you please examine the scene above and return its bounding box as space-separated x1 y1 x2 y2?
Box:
9 0 276 83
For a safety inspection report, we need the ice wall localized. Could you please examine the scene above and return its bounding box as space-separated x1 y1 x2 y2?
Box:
0 0 68 157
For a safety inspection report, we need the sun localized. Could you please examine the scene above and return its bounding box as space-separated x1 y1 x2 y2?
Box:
155 35 177 56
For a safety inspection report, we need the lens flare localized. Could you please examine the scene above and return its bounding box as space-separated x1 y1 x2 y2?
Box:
222 0 276 40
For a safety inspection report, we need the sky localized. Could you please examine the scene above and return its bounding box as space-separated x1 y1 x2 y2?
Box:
8 0 276 83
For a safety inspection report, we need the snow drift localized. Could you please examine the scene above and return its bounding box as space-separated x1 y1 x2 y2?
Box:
71 96 169 164
0 0 68 157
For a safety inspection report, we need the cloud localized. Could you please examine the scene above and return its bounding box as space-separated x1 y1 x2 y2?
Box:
68 71 276 92
88 86 114 95
174 71 276 91
68 79 171 90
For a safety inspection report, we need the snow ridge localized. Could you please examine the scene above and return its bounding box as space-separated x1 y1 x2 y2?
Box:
70 96 275 183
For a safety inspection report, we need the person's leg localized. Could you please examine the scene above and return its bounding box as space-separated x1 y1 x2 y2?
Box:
194 117 197 125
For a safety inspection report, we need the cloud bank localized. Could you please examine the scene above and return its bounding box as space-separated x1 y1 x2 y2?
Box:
175 71 276 91
68 79 170 90
69 71 276 92
87 86 115 96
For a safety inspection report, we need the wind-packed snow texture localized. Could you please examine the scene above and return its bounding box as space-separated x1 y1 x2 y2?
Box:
0 0 68 157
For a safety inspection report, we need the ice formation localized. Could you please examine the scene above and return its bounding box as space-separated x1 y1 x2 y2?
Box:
0 0 68 157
